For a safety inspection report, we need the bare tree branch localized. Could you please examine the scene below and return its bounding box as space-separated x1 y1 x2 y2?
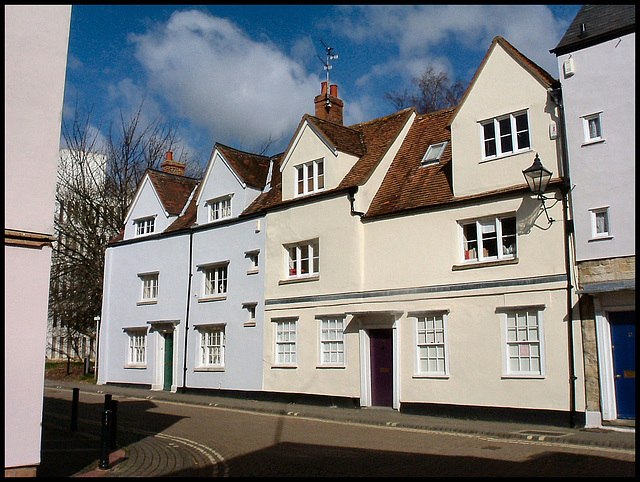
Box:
49 100 204 347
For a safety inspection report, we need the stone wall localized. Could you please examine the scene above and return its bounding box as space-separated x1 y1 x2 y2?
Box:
577 255 635 286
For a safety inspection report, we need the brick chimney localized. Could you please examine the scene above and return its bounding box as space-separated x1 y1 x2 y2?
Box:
161 151 186 176
314 81 344 125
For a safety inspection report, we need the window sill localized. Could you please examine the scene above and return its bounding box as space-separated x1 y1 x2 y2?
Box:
137 300 157 306
198 295 227 303
501 374 545 380
412 374 449 379
246 269 259 275
271 364 297 369
316 365 346 369
581 139 605 147
479 148 531 164
243 321 256 327
194 367 225 372
124 364 147 369
588 235 613 242
279 274 319 285
452 257 518 271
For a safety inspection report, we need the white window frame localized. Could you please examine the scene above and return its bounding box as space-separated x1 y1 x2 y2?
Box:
245 250 259 274
196 324 225 369
500 307 545 378
207 194 232 223
286 240 319 279
589 206 612 240
295 158 325 196
421 141 448 165
274 318 297 366
413 311 449 377
582 112 604 144
201 262 229 300
318 316 346 367
460 215 517 263
135 216 155 236
480 110 531 160
139 272 159 303
243 302 257 326
124 327 147 367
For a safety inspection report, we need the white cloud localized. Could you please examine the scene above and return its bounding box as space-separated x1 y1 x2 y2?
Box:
334 5 568 84
129 9 321 153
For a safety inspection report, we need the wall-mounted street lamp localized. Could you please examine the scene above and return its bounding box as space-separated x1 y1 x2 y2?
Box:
522 153 555 226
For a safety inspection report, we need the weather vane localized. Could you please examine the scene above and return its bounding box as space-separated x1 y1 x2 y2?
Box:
317 40 338 88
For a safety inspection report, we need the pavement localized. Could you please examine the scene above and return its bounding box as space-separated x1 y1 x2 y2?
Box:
38 380 635 477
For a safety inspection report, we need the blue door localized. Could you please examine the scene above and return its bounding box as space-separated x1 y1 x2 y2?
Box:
609 311 635 419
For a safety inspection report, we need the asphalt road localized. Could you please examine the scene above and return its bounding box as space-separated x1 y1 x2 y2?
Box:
41 386 635 477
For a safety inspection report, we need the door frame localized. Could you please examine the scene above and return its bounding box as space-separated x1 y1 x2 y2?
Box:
357 313 402 409
608 310 635 419
148 320 179 392
594 299 634 421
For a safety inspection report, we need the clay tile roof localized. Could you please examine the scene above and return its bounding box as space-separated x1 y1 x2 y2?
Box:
164 182 201 233
147 169 199 216
241 153 283 216
367 107 455 217
241 108 415 216
338 108 415 189
215 143 272 190
305 115 366 158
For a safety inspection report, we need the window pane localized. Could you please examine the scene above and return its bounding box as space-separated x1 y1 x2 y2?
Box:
515 114 530 149
480 221 498 258
499 118 513 153
463 223 478 260
307 163 314 192
595 210 609 234
317 161 324 189
297 166 304 194
483 123 496 157
501 217 517 256
588 117 601 139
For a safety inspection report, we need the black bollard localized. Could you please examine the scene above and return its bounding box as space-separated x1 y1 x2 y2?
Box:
104 393 112 411
99 409 112 470
109 399 118 449
70 388 79 431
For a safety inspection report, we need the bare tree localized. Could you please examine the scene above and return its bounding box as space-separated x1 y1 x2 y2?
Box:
48 101 204 360
385 66 466 114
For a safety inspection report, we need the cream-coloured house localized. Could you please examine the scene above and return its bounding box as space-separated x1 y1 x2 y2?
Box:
252 37 585 425
98 36 586 426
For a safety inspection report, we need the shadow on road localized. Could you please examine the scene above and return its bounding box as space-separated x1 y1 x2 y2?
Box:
213 441 635 477
38 394 186 477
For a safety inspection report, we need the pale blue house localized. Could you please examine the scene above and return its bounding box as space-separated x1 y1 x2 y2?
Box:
98 146 276 392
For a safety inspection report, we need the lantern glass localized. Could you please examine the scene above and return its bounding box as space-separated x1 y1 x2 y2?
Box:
523 154 552 195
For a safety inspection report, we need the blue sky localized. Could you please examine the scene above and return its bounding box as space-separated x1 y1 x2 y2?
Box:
63 5 582 166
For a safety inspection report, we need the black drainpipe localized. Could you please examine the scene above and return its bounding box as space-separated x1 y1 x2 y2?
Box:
551 85 578 428
181 228 194 392
348 186 365 218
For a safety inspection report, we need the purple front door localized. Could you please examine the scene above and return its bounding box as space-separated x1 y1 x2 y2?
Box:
370 329 393 407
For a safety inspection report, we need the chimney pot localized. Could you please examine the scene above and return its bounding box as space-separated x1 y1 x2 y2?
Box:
314 82 344 125
161 150 186 176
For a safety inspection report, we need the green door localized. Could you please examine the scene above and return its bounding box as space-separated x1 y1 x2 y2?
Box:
163 332 173 391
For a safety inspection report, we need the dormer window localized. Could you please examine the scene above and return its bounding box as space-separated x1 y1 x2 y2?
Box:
207 195 232 222
422 141 448 165
295 159 324 196
135 216 155 236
